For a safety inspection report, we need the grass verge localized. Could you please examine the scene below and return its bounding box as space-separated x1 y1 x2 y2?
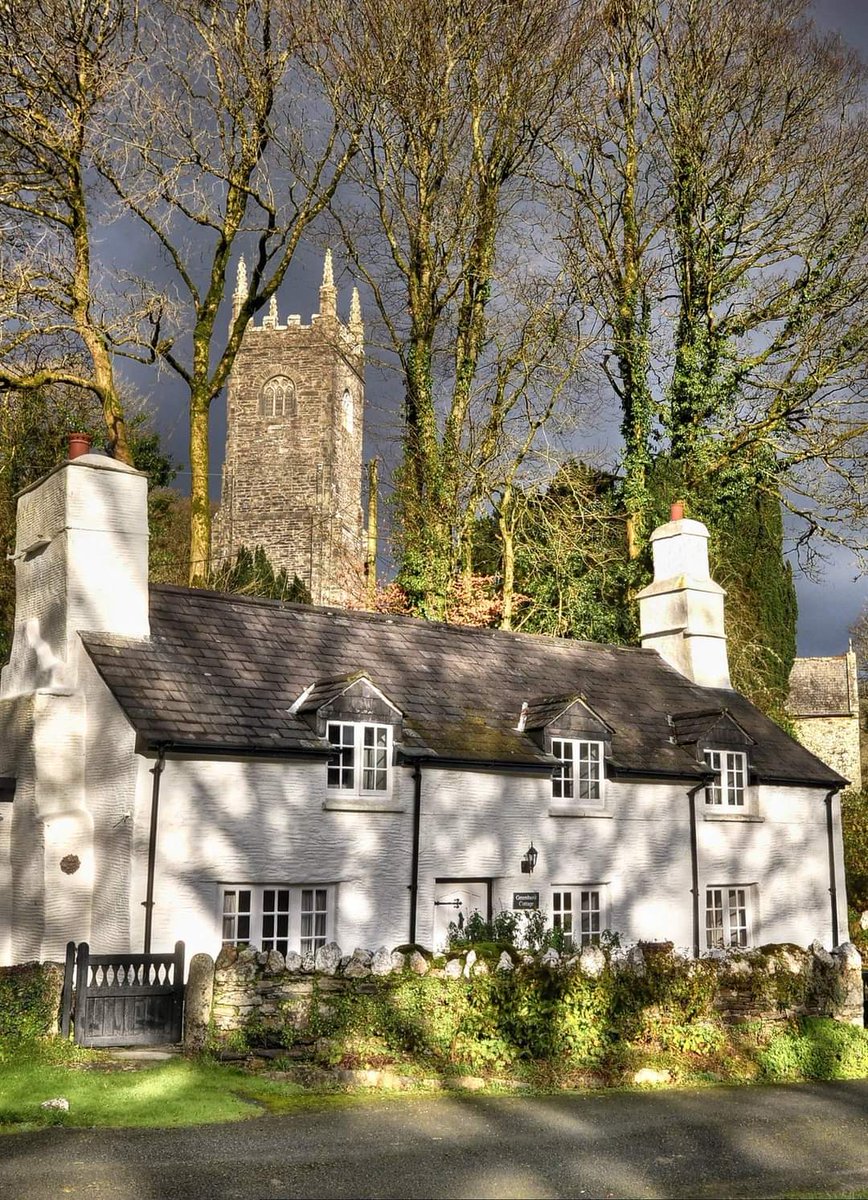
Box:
0 1039 348 1131
2 1015 868 1132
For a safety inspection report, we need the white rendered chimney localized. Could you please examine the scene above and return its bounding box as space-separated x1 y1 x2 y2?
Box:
635 502 731 688
1 446 149 697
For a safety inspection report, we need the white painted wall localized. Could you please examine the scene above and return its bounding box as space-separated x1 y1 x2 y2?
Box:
128 752 416 959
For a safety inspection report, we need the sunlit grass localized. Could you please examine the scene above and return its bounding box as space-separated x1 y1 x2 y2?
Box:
0 1047 314 1131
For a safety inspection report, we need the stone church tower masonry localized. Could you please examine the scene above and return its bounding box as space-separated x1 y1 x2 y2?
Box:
213 252 365 606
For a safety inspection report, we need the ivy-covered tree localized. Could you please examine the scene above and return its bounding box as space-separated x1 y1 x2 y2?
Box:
207 546 312 604
0 387 178 660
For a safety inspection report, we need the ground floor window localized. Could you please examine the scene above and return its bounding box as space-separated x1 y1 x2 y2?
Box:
705 885 751 949
221 884 334 956
551 886 605 949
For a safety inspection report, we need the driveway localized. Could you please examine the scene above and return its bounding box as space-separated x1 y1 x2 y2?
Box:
2 1082 867 1199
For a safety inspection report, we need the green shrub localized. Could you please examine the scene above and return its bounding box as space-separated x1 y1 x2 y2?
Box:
0 963 63 1039
759 1018 868 1081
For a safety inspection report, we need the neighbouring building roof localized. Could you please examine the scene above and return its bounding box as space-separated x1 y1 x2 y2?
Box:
81 585 845 786
788 656 856 718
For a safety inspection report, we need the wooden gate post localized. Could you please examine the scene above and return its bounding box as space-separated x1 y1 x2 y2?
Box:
171 941 185 1043
73 942 90 1046
60 941 76 1039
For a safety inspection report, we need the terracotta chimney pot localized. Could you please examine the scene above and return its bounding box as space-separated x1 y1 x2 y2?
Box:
68 433 93 460
670 499 685 522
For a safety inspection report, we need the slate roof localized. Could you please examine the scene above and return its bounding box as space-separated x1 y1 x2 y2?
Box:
81 584 845 787
788 656 856 718
670 710 755 747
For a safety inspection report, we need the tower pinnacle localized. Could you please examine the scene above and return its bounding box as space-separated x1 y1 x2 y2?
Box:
232 257 248 321
349 286 363 348
319 249 337 319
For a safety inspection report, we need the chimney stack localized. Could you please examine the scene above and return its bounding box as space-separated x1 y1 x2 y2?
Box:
0 447 150 697
635 504 730 688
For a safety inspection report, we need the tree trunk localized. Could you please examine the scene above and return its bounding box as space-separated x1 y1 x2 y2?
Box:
188 397 211 584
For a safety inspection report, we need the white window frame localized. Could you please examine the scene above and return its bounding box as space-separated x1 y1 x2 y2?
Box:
550 738 605 810
220 884 335 956
703 749 748 808
326 721 392 798
705 885 753 950
550 885 608 949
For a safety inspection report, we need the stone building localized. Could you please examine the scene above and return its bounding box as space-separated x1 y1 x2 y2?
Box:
212 251 365 606
788 649 863 792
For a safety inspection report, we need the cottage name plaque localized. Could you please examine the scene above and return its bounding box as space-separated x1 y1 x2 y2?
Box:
512 892 539 910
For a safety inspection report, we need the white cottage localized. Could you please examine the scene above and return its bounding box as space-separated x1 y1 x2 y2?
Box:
0 448 851 967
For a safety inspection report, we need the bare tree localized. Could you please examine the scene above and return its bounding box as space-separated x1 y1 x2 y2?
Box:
98 0 356 580
0 0 135 460
319 0 594 618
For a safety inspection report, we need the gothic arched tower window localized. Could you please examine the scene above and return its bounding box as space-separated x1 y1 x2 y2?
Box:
342 388 354 434
260 375 296 418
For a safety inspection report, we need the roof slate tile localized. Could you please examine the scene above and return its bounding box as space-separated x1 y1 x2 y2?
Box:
79 585 845 785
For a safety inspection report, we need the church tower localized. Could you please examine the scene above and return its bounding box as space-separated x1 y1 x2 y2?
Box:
213 252 365 606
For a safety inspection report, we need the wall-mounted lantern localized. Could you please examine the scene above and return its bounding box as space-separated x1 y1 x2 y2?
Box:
520 842 538 875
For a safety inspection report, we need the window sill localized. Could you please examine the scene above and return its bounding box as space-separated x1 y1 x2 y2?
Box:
548 804 612 819
703 810 762 822
323 796 405 813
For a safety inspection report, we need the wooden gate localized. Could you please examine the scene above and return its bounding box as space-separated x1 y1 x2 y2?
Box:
62 941 185 1047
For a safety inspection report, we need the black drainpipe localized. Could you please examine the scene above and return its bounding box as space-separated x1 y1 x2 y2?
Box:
408 761 423 945
688 782 704 959
825 787 842 948
143 747 166 954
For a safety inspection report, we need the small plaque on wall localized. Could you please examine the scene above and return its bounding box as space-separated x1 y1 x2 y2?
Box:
512 891 539 910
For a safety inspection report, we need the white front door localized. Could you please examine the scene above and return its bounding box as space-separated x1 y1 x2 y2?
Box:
432 882 487 951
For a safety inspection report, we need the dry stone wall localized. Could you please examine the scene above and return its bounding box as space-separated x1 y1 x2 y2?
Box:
186 938 865 1048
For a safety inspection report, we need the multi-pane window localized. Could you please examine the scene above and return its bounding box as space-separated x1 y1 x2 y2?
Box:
362 725 388 790
551 739 603 802
552 888 603 949
703 750 747 807
327 723 355 789
260 375 295 418
300 888 329 955
327 722 390 794
705 886 750 949
221 885 333 955
222 888 251 945
261 888 291 956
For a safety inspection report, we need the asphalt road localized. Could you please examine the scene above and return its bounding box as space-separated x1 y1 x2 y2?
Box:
1 1082 867 1199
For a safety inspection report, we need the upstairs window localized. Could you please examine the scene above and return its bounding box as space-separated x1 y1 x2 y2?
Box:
327 722 390 794
260 375 296 418
703 750 747 807
551 739 603 803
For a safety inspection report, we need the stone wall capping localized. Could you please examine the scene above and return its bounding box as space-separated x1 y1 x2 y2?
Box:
198 939 864 1046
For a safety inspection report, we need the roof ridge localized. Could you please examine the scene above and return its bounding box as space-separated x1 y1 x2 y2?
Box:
147 583 656 656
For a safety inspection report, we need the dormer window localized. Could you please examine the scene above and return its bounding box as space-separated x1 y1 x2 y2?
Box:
327 722 390 794
703 750 747 807
552 739 603 803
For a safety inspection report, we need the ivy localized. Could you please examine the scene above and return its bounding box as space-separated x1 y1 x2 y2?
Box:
0 963 64 1040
